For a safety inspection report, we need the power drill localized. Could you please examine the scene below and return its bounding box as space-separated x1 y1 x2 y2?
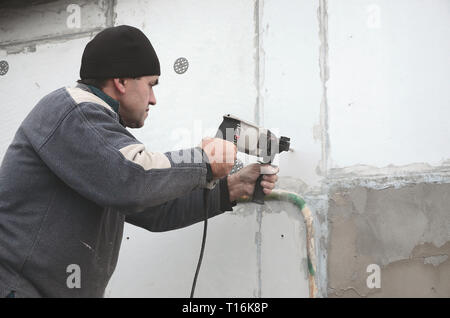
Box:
215 114 291 204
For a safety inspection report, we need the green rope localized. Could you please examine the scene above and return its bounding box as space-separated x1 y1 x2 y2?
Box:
239 191 306 210
286 193 306 211
307 258 315 276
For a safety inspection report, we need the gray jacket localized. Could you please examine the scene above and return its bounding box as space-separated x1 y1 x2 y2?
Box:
0 84 234 298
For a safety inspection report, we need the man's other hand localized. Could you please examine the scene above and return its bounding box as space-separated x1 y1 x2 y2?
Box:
227 163 279 202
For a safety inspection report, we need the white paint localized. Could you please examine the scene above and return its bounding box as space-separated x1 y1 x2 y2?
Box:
328 0 450 168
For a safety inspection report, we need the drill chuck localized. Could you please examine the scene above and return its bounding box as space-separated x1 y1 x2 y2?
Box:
279 136 291 153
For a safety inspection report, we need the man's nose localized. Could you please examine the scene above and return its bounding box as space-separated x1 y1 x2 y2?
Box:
148 89 156 106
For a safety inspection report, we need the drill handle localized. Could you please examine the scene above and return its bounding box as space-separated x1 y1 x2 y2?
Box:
252 174 266 205
251 164 277 205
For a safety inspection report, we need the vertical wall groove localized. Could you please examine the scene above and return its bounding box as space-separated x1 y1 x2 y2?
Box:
253 0 264 298
106 0 117 27
317 0 330 297
254 0 264 127
318 0 330 177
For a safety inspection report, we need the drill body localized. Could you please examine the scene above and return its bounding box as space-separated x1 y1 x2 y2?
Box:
216 114 291 204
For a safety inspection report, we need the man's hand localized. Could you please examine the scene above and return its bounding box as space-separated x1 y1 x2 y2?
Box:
227 163 279 202
200 138 237 180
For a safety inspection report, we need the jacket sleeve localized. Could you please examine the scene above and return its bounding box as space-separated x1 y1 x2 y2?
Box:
32 94 212 214
125 178 236 232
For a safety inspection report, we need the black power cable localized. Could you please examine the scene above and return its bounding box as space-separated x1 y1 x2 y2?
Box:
190 187 210 298
190 160 242 297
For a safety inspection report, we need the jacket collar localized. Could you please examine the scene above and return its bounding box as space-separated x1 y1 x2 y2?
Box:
85 85 120 114
76 83 126 127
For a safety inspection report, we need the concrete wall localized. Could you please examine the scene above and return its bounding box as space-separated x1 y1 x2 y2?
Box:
328 183 450 297
0 0 449 297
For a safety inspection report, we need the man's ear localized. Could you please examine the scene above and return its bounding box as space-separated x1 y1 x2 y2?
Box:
112 78 127 95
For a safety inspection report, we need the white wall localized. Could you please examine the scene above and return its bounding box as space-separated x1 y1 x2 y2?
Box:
262 0 323 187
328 0 450 169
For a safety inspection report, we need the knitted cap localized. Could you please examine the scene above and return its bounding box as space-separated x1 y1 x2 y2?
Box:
80 25 160 79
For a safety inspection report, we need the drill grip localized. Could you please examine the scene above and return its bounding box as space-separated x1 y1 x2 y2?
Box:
252 174 265 205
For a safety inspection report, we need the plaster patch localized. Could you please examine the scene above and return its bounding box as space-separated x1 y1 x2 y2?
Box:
328 183 450 297
424 255 448 267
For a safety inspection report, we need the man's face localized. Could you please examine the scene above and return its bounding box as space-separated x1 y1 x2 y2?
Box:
118 75 159 128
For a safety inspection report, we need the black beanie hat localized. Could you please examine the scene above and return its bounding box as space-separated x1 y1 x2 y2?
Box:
80 25 160 79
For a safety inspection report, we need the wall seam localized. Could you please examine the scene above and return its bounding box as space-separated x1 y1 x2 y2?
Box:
106 0 117 27
254 0 264 126
318 0 330 298
318 0 330 177
253 0 264 298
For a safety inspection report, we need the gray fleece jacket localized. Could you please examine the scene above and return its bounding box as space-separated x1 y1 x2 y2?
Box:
0 84 234 298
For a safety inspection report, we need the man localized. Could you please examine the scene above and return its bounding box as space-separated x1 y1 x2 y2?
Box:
0 25 278 297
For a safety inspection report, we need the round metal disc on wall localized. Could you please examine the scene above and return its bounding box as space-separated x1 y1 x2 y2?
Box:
0 60 9 76
174 57 189 74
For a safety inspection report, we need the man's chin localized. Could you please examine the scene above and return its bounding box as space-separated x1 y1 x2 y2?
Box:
137 118 146 128
126 120 145 129
133 122 145 129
